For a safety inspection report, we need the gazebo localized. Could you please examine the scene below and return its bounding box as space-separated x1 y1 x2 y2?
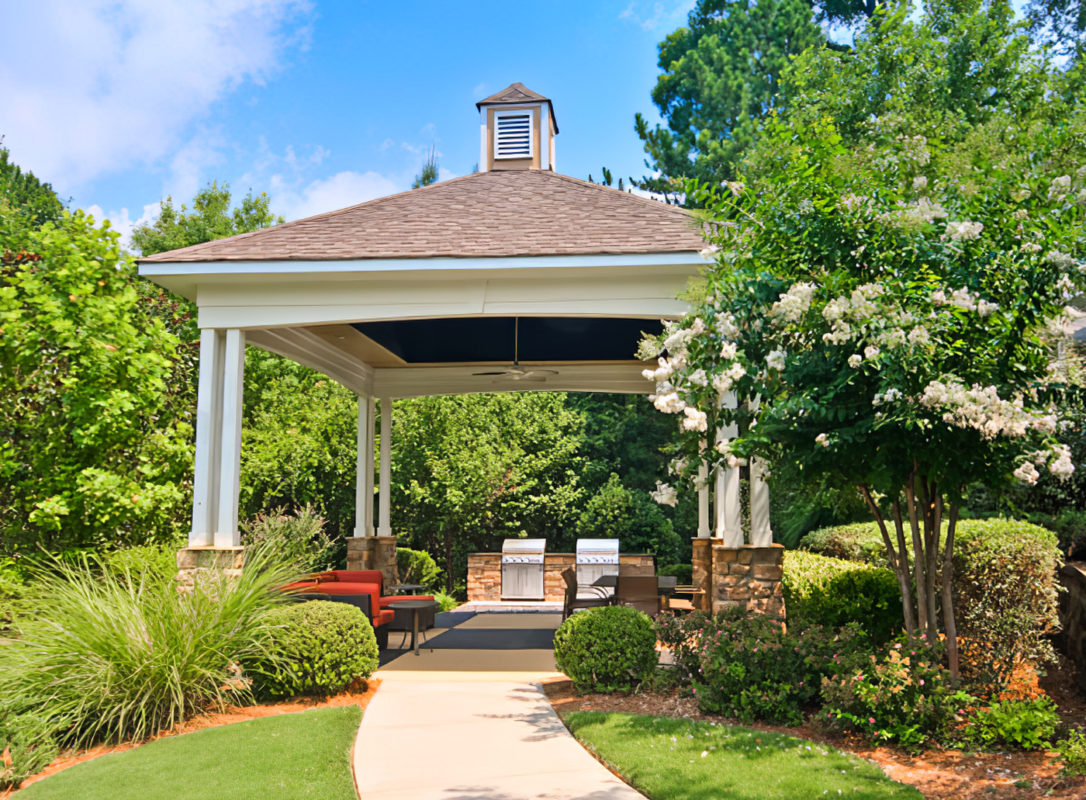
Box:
139 83 782 615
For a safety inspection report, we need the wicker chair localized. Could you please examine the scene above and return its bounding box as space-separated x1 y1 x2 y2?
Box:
561 568 610 620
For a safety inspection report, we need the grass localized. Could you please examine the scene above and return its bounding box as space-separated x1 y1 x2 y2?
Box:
14 706 361 800
565 712 923 800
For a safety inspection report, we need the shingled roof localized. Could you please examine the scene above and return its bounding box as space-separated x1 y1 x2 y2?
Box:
139 169 704 263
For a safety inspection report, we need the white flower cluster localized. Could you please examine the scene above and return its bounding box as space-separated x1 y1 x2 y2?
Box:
765 349 786 371
883 197 947 228
651 387 685 414
1014 443 1075 485
873 388 904 406
711 362 746 394
650 481 678 507
945 220 984 241
770 282 817 324
919 379 1055 440
682 406 708 432
1049 175 1072 201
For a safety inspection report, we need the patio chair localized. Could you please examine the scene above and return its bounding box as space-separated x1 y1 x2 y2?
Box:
615 575 660 618
561 568 610 620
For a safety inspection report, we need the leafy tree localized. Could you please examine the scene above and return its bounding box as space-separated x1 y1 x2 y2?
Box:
1027 0 1086 57
644 6 1084 677
0 209 192 554
411 146 439 189
130 181 281 256
0 143 64 228
634 0 825 195
578 474 683 565
391 393 586 591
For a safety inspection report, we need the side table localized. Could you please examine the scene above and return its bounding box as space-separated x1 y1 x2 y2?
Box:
387 599 439 655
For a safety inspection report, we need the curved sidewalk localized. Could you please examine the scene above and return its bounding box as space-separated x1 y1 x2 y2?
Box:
353 609 646 800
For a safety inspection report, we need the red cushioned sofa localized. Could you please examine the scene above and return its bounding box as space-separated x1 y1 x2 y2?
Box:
283 569 435 649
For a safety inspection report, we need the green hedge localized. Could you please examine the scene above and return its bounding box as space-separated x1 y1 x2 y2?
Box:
253 601 378 699
395 547 442 590
800 519 1061 692
782 551 902 644
553 606 658 694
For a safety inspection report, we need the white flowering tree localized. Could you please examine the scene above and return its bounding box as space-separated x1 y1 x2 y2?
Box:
641 6 1086 677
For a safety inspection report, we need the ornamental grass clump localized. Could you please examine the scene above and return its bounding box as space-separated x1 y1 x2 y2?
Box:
0 550 298 747
553 606 658 694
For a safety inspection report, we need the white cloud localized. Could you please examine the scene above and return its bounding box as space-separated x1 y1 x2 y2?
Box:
618 1 694 32
271 171 403 221
0 0 312 191
85 202 160 250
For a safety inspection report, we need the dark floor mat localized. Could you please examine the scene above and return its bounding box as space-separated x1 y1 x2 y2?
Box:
434 610 476 628
423 627 555 650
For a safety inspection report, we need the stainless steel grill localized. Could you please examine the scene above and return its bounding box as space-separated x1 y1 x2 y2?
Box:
500 538 546 600
576 538 620 600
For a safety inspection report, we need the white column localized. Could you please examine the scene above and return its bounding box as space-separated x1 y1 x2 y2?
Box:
353 395 374 538
214 329 245 548
750 457 773 546
190 329 224 547
715 392 744 546
377 396 392 537
697 462 711 538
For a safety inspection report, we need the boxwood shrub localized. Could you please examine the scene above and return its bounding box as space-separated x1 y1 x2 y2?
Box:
782 551 902 644
800 519 1061 692
253 600 379 699
553 606 658 694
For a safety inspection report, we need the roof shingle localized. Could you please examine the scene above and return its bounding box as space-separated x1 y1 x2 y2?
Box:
139 170 705 263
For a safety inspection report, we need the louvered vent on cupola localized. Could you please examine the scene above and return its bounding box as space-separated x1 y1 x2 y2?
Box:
476 82 558 173
494 111 532 159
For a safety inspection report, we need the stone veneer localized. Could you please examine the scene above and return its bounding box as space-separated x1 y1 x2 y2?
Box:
176 546 245 591
346 536 399 588
467 553 656 602
710 543 785 623
690 538 712 612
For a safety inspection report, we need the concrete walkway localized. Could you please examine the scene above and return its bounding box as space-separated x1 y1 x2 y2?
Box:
353 611 646 800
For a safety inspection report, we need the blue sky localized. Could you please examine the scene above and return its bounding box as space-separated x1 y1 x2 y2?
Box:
1 0 701 243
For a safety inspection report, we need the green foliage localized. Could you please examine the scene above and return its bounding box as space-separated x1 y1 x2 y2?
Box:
0 556 28 634
242 506 338 573
1027 509 1086 559
565 712 924 800
578 474 683 564
658 563 692 583
392 393 586 591
822 639 972 749
962 697 1060 751
1055 728 1086 776
635 0 825 193
691 607 868 725
395 547 442 590
0 707 58 790
782 551 902 644
412 146 439 189
130 181 281 256
0 551 297 746
0 144 64 228
251 601 378 700
553 605 658 693
433 591 460 612
0 209 192 554
799 524 889 563
654 610 708 680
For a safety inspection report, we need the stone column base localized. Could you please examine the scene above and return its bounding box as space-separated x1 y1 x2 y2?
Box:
346 536 398 587
710 543 785 625
691 538 712 612
176 546 245 591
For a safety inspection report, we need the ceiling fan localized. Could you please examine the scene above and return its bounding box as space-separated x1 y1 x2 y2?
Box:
471 318 559 382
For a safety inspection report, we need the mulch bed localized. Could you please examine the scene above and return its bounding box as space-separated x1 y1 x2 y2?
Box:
542 658 1086 800
3 679 379 797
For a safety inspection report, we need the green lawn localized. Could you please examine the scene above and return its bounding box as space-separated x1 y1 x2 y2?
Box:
565 712 923 800
15 706 361 800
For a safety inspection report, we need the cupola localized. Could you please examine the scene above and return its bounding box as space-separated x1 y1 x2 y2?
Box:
476 82 557 173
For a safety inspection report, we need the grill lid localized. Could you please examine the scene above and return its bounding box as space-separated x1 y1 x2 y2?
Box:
502 538 546 555
576 538 619 564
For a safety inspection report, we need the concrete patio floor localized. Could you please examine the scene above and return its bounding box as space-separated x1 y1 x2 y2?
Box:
354 609 647 799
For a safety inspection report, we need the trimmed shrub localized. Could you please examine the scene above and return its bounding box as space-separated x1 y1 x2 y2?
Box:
658 563 693 584
0 550 297 746
395 547 442 590
800 519 1061 692
553 606 658 694
0 557 28 634
655 610 709 681
783 551 902 644
962 697 1060 751
1056 728 1086 776
253 601 378 699
242 506 337 573
822 639 972 750
691 607 869 725
0 708 58 789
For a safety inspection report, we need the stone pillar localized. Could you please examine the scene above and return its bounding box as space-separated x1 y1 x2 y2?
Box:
467 553 501 601
691 538 712 612
176 545 245 591
346 536 398 587
710 544 785 625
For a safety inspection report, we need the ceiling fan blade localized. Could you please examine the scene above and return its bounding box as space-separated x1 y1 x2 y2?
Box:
472 370 512 376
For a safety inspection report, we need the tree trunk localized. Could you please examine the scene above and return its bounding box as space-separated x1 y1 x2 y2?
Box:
942 505 961 680
444 531 454 594
919 477 940 637
864 487 915 633
904 475 931 640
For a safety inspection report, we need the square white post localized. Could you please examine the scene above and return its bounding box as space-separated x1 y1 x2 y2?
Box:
750 457 773 545
697 462 711 538
354 395 376 537
715 392 744 546
214 328 245 548
190 329 224 546
377 396 392 537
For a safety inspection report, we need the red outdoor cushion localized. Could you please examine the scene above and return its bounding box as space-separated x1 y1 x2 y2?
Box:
378 595 436 609
313 581 379 596
332 570 384 589
374 609 395 627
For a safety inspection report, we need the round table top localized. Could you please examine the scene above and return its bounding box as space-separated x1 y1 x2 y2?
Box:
386 598 438 608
